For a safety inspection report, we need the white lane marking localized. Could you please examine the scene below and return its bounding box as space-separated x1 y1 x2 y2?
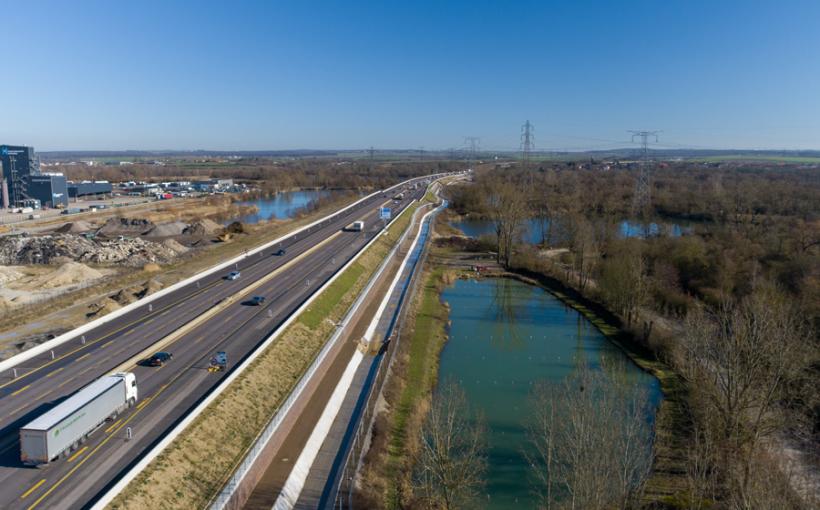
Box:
273 350 364 509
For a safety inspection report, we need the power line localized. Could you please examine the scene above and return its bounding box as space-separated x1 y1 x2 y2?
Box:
464 136 480 170
520 120 534 171
628 130 661 217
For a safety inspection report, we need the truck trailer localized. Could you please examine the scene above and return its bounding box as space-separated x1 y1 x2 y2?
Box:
20 372 138 465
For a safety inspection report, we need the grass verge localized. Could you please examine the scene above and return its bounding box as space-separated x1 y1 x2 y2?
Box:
355 265 455 509
107 201 424 509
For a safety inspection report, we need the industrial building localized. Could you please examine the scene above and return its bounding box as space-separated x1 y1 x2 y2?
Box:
1 145 69 209
27 174 69 208
68 180 113 198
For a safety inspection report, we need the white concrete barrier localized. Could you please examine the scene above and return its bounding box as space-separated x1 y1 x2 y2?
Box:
0 174 446 376
91 177 446 510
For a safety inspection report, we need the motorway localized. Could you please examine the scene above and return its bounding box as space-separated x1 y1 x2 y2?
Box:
0 177 430 510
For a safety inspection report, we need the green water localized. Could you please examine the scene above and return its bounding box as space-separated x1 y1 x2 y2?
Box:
438 278 662 509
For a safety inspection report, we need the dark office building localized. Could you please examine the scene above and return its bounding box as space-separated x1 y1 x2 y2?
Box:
68 181 113 198
1 145 41 206
26 174 68 207
26 174 69 208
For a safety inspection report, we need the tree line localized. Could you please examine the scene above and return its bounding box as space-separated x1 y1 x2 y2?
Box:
441 162 819 509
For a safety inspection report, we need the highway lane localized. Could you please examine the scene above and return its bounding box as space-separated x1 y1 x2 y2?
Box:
0 179 427 418
0 182 428 510
0 180 429 393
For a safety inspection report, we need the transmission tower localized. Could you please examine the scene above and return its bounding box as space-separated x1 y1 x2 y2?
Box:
520 120 534 171
628 130 660 217
464 137 480 171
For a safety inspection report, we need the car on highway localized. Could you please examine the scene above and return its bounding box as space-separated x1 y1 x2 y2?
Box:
274 248 286 256
249 295 266 306
226 270 241 280
146 352 173 366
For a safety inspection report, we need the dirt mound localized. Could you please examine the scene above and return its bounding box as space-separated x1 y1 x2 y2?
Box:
112 284 142 305
111 278 163 304
87 297 121 318
143 263 161 272
162 238 189 254
183 219 223 237
145 221 188 238
54 221 94 233
32 262 104 289
143 278 163 297
98 217 154 236
0 266 24 285
225 221 245 234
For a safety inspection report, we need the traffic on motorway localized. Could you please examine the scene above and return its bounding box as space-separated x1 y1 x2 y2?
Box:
0 176 436 510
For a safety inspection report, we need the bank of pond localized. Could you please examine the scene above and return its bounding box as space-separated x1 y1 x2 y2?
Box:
450 217 690 244
437 277 662 509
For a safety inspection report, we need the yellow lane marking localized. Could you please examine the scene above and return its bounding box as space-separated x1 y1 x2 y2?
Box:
76 353 91 361
0 279 219 391
45 367 64 378
20 479 45 499
36 389 53 400
112 230 344 374
144 318 155 325
78 365 99 376
26 381 176 510
67 446 88 463
101 340 114 348
57 377 76 389
22 205 391 510
11 385 30 397
104 419 122 434
193 336 204 343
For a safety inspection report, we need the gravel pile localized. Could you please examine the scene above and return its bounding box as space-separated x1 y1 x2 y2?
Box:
0 234 177 267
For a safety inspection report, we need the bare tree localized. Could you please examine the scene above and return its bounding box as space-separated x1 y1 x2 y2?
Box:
485 177 527 268
679 287 816 503
599 240 647 327
566 215 600 292
413 381 487 509
526 365 653 510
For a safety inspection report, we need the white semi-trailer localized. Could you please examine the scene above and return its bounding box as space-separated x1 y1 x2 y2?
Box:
20 372 138 465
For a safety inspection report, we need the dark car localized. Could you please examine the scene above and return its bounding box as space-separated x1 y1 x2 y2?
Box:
250 295 266 306
274 248 286 256
147 352 173 366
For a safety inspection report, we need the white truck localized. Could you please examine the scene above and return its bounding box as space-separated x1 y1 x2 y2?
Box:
346 220 365 232
20 372 138 465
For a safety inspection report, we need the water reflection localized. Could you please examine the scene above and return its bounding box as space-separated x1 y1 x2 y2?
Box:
439 278 661 509
232 190 333 224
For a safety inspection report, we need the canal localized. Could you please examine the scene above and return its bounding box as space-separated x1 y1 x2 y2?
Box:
438 277 662 509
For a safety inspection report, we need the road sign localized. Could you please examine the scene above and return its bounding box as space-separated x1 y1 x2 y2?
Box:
379 207 391 220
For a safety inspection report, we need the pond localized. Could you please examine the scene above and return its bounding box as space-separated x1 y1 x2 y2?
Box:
232 190 334 224
449 218 689 243
438 278 662 509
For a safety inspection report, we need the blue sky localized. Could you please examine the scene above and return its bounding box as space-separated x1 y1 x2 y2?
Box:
3 1 820 151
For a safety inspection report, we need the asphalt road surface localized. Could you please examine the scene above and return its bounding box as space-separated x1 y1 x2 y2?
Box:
0 178 430 510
